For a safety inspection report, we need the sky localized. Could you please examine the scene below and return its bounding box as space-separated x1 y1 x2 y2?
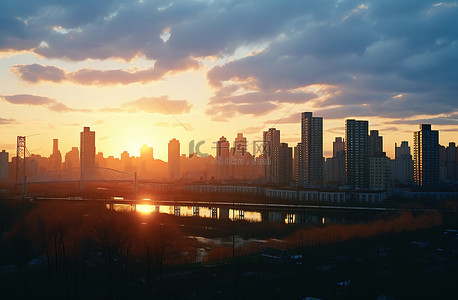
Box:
0 0 457 161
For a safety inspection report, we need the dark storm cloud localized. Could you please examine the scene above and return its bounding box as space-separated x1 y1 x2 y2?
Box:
1 0 457 120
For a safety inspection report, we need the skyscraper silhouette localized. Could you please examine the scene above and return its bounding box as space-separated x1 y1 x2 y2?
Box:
80 127 95 185
0 150 8 182
368 131 390 191
263 128 280 184
324 137 346 185
414 124 439 187
168 138 180 180
345 119 369 190
64 147 79 169
273 143 292 186
216 136 230 180
394 141 413 184
298 112 323 186
49 139 62 171
368 130 383 157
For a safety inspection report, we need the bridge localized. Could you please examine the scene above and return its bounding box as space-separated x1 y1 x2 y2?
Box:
27 167 138 184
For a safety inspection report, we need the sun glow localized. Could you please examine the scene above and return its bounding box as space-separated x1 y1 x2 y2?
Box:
136 204 155 214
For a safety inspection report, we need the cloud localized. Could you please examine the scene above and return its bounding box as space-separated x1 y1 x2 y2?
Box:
1 94 54 105
49 102 91 113
154 122 194 130
204 1 458 119
11 64 66 83
92 120 105 125
1 94 91 113
205 102 277 122
102 96 192 115
386 114 458 126
154 122 170 127
12 60 199 85
326 127 345 135
122 96 192 115
0 0 457 121
238 124 265 134
265 113 301 125
0 117 18 125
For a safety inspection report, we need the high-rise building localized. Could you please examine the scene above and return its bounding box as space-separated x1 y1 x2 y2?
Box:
49 139 62 171
140 144 154 159
95 152 106 168
272 143 292 186
234 133 247 156
324 137 346 185
231 133 251 180
168 138 180 180
80 127 95 182
0 150 8 182
216 136 230 180
333 137 345 158
64 147 79 169
293 144 299 183
368 131 390 190
393 141 413 184
298 112 323 186
345 119 369 190
370 156 391 191
440 142 457 183
263 128 280 184
121 151 132 173
368 130 383 157
413 124 439 187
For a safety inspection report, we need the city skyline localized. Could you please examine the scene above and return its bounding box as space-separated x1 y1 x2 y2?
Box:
0 118 456 163
1 1 458 161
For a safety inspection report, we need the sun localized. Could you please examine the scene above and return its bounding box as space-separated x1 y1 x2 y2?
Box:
136 204 155 214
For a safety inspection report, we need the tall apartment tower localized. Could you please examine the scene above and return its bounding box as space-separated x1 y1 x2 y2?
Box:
298 112 323 186
234 133 247 156
140 144 154 159
0 150 8 182
442 142 458 182
80 127 96 183
216 136 230 180
121 151 132 173
368 131 390 191
345 119 369 190
49 139 62 171
293 144 299 183
324 137 346 185
168 138 180 180
273 143 292 186
394 141 413 184
368 130 383 157
64 147 79 169
414 124 439 187
263 128 280 184
333 137 345 157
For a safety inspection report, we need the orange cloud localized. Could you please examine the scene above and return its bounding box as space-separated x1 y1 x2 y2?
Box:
101 96 192 115
1 94 91 113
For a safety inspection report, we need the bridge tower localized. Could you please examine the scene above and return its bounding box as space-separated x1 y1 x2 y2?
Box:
15 136 27 196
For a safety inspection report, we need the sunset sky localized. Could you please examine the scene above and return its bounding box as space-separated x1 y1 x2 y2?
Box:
1 0 457 161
